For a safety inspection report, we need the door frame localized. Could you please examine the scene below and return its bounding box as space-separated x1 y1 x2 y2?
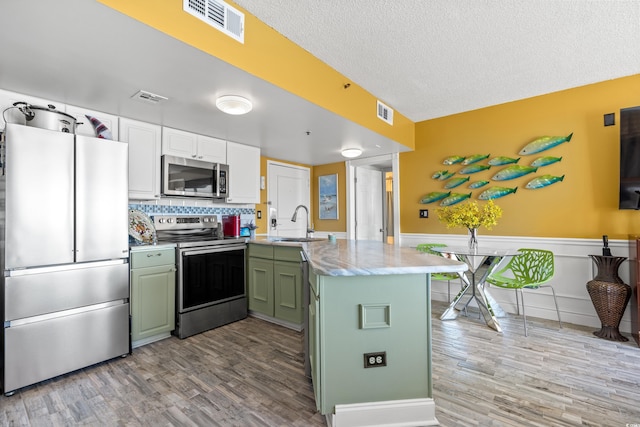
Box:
346 153 400 245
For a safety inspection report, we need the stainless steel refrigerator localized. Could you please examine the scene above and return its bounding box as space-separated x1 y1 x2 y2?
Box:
1 123 130 395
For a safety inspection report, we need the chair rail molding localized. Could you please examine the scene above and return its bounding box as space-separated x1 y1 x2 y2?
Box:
401 233 635 335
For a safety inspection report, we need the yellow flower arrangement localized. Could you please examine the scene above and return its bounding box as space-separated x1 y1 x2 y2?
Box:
436 200 502 230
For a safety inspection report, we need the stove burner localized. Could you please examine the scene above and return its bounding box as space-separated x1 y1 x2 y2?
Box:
151 215 245 248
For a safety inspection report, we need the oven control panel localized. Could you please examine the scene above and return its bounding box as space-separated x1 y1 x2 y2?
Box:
152 215 218 231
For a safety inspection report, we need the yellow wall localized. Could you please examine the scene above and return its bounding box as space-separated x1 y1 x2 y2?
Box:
255 157 347 234
98 0 414 150
401 74 640 239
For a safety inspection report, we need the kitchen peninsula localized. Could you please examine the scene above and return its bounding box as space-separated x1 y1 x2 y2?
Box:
251 238 466 427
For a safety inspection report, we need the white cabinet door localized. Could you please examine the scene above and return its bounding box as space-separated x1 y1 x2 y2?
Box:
196 134 227 163
65 105 119 140
227 141 260 204
162 127 197 158
162 127 227 162
121 118 162 200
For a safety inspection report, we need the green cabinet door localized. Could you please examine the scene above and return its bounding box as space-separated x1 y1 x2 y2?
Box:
131 264 176 342
274 261 303 324
247 257 274 316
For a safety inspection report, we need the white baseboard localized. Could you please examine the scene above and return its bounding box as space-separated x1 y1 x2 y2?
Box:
330 398 438 427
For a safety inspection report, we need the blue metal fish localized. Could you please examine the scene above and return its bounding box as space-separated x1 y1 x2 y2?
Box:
443 156 465 165
478 186 518 200
469 180 490 189
438 171 455 180
530 156 562 168
440 192 472 206
432 170 449 179
492 165 538 181
458 164 491 175
519 133 573 155
444 176 470 189
488 156 520 166
419 191 451 204
525 175 565 189
461 154 490 165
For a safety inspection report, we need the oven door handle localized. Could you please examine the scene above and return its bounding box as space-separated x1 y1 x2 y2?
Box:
181 244 246 256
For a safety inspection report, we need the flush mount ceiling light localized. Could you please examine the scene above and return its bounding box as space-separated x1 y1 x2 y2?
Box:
216 95 253 115
341 148 363 158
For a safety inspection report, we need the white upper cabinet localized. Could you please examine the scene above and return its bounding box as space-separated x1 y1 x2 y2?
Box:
121 118 162 200
162 127 226 163
65 105 119 140
226 141 260 204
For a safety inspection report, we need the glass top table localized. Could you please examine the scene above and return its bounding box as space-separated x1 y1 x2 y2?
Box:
432 246 521 332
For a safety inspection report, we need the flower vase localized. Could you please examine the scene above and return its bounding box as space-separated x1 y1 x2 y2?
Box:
468 228 478 251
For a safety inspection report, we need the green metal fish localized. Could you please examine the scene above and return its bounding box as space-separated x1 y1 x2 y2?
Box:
519 133 573 155
437 171 455 180
444 176 470 189
458 164 491 175
419 191 451 204
461 154 490 165
443 155 465 165
431 170 449 179
525 175 565 189
478 186 518 200
488 156 520 166
439 192 472 206
469 180 489 189
530 156 562 168
492 165 538 181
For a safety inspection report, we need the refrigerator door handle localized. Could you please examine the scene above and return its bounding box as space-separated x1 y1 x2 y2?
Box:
5 259 128 277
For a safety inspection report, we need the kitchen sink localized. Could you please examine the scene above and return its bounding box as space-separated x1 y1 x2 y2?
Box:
269 237 326 243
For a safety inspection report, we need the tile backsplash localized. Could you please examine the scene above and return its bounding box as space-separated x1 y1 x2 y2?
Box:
129 203 256 227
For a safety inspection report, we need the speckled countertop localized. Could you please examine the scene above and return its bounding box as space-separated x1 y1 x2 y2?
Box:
251 237 467 277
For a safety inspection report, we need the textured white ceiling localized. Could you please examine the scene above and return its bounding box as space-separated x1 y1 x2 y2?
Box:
234 0 640 122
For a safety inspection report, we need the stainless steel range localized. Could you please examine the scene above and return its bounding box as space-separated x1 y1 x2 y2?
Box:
153 215 247 339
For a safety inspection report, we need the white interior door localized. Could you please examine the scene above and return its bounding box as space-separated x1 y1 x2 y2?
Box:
267 162 310 237
355 167 384 241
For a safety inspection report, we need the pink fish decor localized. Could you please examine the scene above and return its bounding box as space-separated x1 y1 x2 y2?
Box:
85 115 113 140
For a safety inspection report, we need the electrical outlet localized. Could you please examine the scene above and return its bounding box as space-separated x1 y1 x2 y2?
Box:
419 209 429 218
257 210 262 219
364 351 387 368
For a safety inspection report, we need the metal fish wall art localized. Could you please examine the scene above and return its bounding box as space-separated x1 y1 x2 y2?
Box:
444 176 470 189
492 165 538 181
443 155 465 165
469 180 490 189
525 175 565 189
440 192 472 206
461 154 490 165
437 171 455 180
458 164 491 175
419 191 451 204
478 186 518 200
530 156 562 167
432 170 449 179
488 156 520 166
519 133 573 155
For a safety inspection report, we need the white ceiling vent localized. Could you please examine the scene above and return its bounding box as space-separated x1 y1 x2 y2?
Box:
377 100 394 125
131 90 169 104
184 0 245 44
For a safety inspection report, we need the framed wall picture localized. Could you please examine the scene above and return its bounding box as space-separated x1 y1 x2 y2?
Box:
319 174 338 220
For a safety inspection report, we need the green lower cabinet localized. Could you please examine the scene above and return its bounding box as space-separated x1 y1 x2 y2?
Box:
247 257 274 316
274 261 303 324
247 244 303 328
130 248 176 345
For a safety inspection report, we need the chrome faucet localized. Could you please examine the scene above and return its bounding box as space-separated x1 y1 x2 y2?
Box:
291 204 314 238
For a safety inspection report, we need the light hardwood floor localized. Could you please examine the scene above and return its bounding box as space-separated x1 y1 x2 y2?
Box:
1 301 639 426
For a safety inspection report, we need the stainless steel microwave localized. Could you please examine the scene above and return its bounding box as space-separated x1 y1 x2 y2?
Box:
161 155 229 199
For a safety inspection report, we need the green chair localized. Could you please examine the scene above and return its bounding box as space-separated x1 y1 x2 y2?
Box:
416 243 464 301
485 248 562 336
